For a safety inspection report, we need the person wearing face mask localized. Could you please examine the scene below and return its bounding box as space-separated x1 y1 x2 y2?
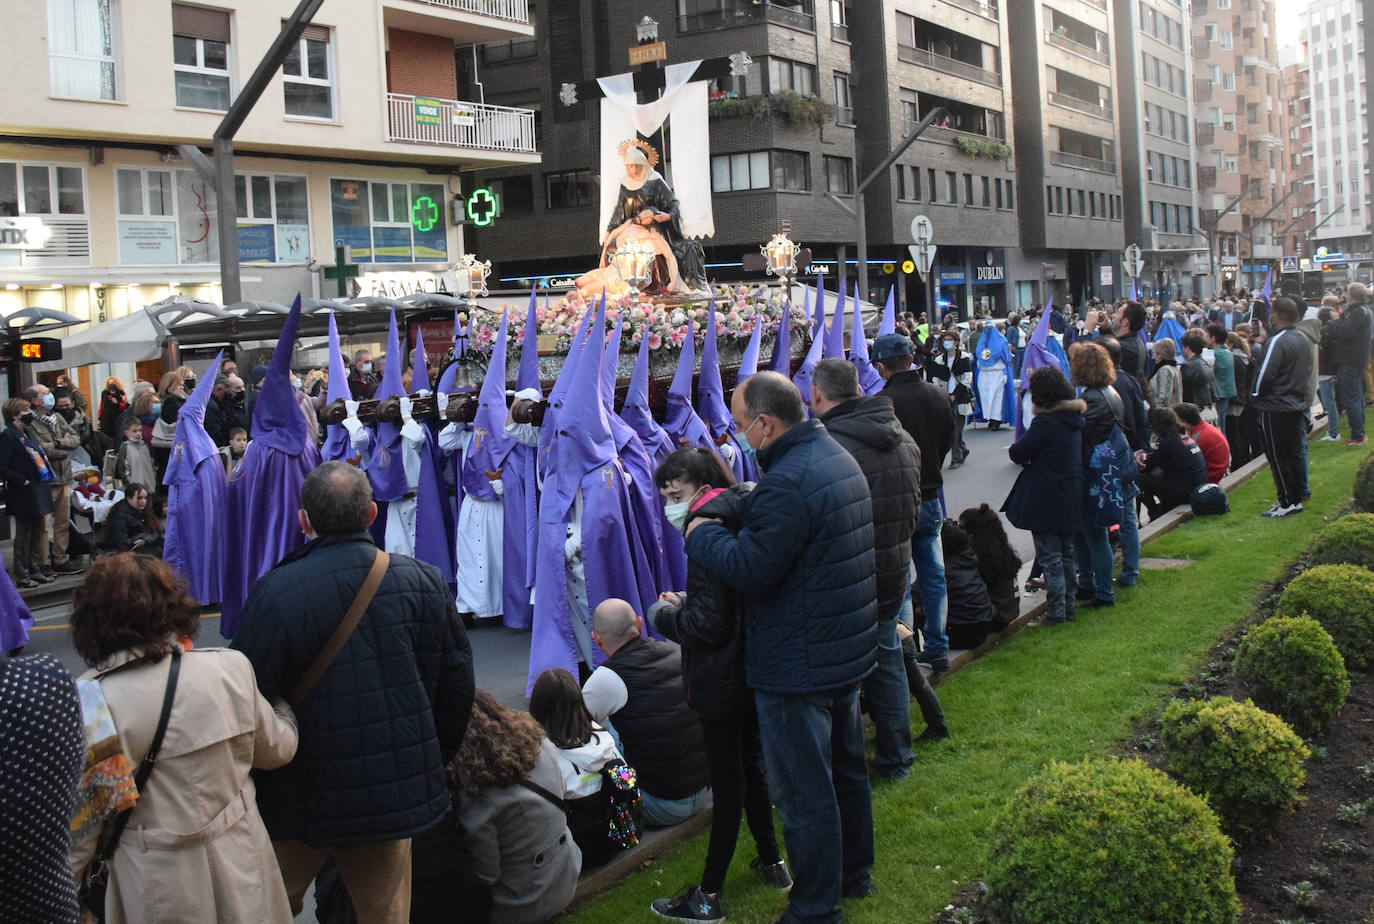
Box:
646 447 791 923
0 398 56 587
98 377 127 440
53 387 101 468
24 384 84 576
115 417 157 492
349 350 379 400
926 332 974 468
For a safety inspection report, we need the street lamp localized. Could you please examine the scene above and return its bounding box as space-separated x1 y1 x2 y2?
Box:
762 232 798 278
455 253 490 309
611 238 657 290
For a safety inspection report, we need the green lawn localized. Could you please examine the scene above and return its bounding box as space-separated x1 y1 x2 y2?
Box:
564 441 1367 924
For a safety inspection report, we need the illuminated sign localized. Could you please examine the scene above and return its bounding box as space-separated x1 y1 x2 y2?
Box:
0 217 54 251
411 196 439 232
466 188 499 227
17 338 61 362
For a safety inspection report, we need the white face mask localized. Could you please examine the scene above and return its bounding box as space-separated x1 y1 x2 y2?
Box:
664 501 690 532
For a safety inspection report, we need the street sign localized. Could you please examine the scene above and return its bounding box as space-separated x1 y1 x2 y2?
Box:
628 42 667 66
901 259 915 275
1123 243 1144 277
908 243 936 281
1314 246 1347 265
911 215 934 245
882 262 895 274
1281 256 1300 274
780 219 792 233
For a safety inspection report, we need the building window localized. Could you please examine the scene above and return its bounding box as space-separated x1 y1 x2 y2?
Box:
833 73 853 125
1005 179 1014 212
544 169 594 208
899 88 919 134
980 176 991 209
945 171 958 204
927 168 937 203
47 0 119 100
773 151 810 191
711 153 769 192
172 4 231 110
230 173 310 263
116 168 174 218
768 58 817 97
330 179 446 263
825 156 853 194
896 164 921 201
282 24 334 120
1 162 87 217
964 174 975 206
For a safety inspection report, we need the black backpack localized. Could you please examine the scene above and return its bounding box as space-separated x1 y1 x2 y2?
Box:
523 757 644 869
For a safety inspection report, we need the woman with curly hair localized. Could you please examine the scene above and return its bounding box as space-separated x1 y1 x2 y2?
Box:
1069 341 1127 609
68 554 297 923
450 690 581 924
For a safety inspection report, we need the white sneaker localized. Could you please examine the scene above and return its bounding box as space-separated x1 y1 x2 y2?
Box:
1321 433 1341 442
1263 503 1303 518
1262 503 1283 516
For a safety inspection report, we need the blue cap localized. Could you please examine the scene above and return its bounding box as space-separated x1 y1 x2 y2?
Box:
871 333 914 361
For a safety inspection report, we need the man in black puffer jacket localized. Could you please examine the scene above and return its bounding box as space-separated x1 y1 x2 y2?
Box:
687 371 877 924
233 461 474 922
812 358 923 779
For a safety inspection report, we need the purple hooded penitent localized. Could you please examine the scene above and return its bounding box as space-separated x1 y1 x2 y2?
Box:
0 551 33 652
663 316 720 454
320 313 363 464
878 286 896 337
501 287 543 627
793 283 827 407
697 297 750 481
367 311 409 503
220 296 322 634
850 298 884 395
823 281 848 359
769 287 797 375
528 297 656 692
812 272 827 338
620 323 675 464
164 348 228 605
1015 296 1069 439
737 313 763 383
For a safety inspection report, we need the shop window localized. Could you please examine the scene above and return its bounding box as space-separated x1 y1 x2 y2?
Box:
282 23 334 119
0 161 89 267
545 170 594 208
172 4 231 110
48 0 119 100
232 173 311 263
330 179 447 263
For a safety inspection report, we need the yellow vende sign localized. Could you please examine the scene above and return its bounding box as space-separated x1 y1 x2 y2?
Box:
628 42 667 66
414 97 443 126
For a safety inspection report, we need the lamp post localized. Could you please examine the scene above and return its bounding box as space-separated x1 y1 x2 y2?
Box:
455 253 490 311
762 231 800 302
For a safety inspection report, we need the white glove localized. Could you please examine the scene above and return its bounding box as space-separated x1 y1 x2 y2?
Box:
436 392 449 414
399 396 415 421
490 476 505 497
513 387 542 402
342 416 367 446
345 399 360 417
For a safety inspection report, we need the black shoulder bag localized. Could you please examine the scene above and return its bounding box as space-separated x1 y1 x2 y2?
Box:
78 646 182 922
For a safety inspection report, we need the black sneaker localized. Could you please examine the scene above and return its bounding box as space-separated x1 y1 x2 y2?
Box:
915 725 949 743
52 560 85 576
751 857 793 892
842 880 875 899
651 886 724 923
915 650 949 673
16 577 38 589
32 571 55 584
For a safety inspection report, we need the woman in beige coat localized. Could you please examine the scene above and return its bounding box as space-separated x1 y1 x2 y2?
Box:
69 554 298 924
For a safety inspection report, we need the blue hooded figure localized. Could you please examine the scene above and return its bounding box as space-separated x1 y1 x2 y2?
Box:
972 324 1017 428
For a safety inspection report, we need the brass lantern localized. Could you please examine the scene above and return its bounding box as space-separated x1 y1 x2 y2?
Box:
762 232 799 278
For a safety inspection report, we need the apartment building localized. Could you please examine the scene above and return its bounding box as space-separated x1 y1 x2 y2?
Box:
1115 0 1206 300
1007 0 1127 305
1297 0 1368 284
0 0 538 330
1280 46 1317 281
464 0 1031 316
1191 0 1287 294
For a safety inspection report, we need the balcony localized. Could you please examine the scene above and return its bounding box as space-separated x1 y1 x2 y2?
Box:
400 0 528 22
385 93 537 153
382 0 532 42
937 0 999 20
1195 122 1215 145
679 1 815 33
1192 37 1210 59
1198 165 1217 187
898 45 1002 86
1044 30 1110 66
1047 91 1112 119
1051 150 1115 173
1194 78 1212 102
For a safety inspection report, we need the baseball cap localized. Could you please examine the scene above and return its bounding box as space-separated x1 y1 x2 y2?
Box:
871 333 914 362
250 364 269 385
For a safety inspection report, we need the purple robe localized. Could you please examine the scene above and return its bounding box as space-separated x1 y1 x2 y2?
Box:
620 325 675 464
793 291 827 407
697 298 752 482
769 287 799 375
0 550 33 651
823 282 848 358
878 287 896 337
737 316 763 383
851 299 884 395
220 298 322 635
163 348 227 605
320 313 355 464
501 288 544 629
664 320 720 455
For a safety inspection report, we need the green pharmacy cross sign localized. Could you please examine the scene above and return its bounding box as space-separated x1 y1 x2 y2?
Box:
323 245 359 297
466 188 499 227
411 196 439 232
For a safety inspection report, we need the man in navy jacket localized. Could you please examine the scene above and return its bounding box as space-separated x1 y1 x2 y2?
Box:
687 371 878 924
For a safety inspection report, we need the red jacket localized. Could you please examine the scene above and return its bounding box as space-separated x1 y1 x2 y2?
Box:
1188 421 1230 483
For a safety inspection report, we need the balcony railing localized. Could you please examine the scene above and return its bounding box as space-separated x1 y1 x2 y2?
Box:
1079 0 1106 9
1044 30 1110 66
831 22 848 42
1051 150 1116 173
679 2 815 33
1047 90 1112 119
400 0 529 23
1198 165 1218 187
1194 78 1212 101
385 93 537 153
936 0 998 19
897 45 1002 86
1195 122 1215 145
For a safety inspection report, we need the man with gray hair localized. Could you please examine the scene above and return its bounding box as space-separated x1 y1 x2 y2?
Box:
811 358 941 778
24 382 83 575
233 461 474 923
581 597 710 827
1326 281 1371 445
686 370 878 922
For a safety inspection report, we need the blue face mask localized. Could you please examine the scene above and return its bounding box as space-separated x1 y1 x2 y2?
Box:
736 415 762 458
151 402 162 417
40 393 55 410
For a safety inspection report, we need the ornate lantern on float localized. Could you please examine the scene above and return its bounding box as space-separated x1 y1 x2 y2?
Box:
612 238 657 290
455 253 491 309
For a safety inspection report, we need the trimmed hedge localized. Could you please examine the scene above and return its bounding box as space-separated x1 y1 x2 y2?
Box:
1308 513 1374 570
1161 697 1308 836
1353 452 1374 512
1276 563 1374 670
1233 616 1349 737
985 758 1240 923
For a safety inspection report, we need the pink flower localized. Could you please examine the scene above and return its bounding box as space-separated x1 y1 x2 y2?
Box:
648 332 663 349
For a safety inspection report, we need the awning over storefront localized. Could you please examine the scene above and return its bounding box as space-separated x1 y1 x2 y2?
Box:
32 307 170 372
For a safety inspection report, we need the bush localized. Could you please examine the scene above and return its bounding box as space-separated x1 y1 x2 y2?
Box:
1353 452 1374 512
1277 563 1374 670
985 758 1240 924
1233 616 1350 736
1309 513 1374 570
1160 697 1308 836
